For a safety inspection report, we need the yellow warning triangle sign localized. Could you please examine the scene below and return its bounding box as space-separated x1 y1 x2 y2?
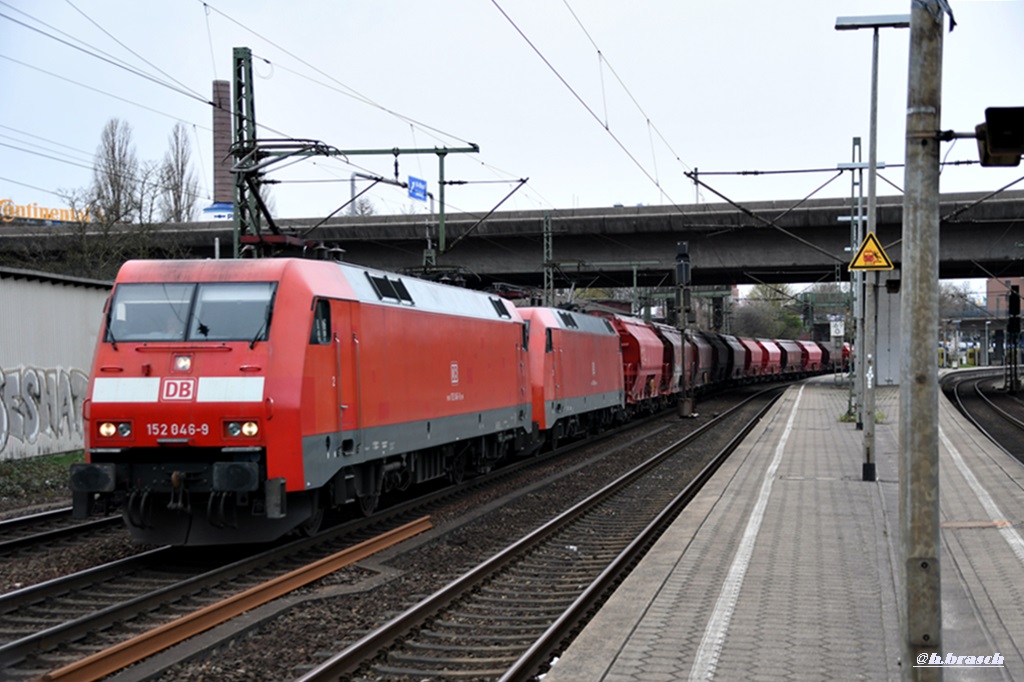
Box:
849 232 894 271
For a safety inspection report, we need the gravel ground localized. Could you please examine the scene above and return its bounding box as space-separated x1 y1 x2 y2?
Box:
0 451 152 596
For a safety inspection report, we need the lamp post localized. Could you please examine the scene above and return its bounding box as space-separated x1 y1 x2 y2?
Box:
836 14 909 483
984 320 992 366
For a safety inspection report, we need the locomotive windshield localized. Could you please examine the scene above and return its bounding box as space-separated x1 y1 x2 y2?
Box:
106 282 277 342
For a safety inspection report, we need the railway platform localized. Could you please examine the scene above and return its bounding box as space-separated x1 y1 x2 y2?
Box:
544 374 1024 681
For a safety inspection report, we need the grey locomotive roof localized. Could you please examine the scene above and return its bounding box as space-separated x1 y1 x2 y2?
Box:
337 261 521 323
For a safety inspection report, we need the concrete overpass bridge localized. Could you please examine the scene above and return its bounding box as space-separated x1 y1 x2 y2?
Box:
1 190 1021 289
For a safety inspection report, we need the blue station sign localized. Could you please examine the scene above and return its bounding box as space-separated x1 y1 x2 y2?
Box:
408 176 428 202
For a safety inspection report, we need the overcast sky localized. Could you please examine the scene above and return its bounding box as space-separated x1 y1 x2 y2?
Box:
2 0 1022 227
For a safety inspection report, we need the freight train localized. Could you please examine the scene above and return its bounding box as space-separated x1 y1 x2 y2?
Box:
71 259 833 545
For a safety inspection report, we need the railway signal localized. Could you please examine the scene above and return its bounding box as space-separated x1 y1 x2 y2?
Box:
976 107 1024 167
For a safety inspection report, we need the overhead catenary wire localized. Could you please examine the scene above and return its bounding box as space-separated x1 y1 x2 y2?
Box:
199 1 479 149
0 175 70 198
0 124 96 164
490 0 675 207
242 50 550 209
0 6 337 189
63 0 207 102
0 8 212 107
560 0 694 178
0 54 213 132
0 140 213 208
1 0 561 218
495 2 750 218
686 170 846 265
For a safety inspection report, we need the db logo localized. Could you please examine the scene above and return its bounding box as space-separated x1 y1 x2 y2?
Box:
161 378 197 401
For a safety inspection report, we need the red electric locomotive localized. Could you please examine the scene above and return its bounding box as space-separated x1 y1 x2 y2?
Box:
72 259 531 545
518 307 625 447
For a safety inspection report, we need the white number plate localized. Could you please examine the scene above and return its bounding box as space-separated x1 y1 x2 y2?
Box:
146 422 210 437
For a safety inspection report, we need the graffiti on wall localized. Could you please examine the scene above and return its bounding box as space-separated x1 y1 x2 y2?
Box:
0 366 89 457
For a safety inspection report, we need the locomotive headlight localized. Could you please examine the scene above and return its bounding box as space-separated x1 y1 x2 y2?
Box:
174 355 192 372
98 421 131 438
225 420 259 438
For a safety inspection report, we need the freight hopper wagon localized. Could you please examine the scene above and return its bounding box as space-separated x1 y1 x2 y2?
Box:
598 313 672 413
71 259 531 545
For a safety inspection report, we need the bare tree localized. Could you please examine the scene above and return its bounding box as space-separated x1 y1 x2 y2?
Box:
733 283 804 338
91 118 139 224
158 123 200 223
135 160 161 225
354 197 375 216
939 281 979 320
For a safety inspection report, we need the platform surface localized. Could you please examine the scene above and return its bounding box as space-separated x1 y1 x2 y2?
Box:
544 375 1024 681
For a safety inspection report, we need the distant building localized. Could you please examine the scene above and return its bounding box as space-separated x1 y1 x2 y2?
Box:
202 80 235 223
202 202 234 221
987 277 1023 316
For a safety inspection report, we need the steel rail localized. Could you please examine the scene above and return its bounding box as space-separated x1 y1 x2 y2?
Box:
973 380 1024 433
945 369 1016 456
0 507 71 528
0 512 122 555
297 386 784 681
501 392 778 681
40 516 431 682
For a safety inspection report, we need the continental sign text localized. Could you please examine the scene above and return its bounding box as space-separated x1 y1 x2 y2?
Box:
1 198 94 223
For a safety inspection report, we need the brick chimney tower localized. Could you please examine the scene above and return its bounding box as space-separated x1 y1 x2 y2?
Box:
212 80 233 205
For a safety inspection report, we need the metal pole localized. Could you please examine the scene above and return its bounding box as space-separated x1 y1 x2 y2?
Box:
855 163 865 430
900 3 944 678
847 139 862 419
983 322 990 366
543 213 554 307
438 151 448 253
676 242 693 417
862 27 881 479
863 270 877 480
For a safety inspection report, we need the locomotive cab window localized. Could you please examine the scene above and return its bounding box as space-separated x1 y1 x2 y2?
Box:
105 281 276 343
189 283 276 341
106 283 194 341
310 299 331 345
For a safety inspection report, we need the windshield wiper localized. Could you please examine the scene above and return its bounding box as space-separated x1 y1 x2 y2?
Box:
250 309 273 349
250 290 276 349
105 315 118 351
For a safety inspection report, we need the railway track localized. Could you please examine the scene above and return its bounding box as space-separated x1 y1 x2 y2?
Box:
0 508 123 556
297 386 784 681
0 405 682 680
943 368 1024 460
0 513 429 680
